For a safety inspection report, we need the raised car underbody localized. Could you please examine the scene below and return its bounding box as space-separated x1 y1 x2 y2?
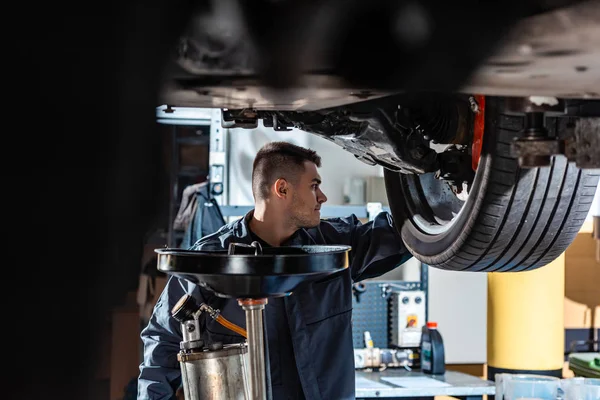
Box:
157 0 600 175
159 0 600 111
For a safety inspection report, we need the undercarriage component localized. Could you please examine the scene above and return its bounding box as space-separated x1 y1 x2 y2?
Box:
436 146 475 194
223 94 600 175
512 114 600 169
222 106 439 174
471 95 486 171
221 94 474 176
505 96 566 114
568 117 600 169
407 95 473 145
506 97 600 169
565 100 600 117
222 108 259 129
339 106 439 174
511 111 564 168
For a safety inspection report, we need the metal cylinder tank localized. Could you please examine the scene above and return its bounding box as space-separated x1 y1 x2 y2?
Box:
178 343 250 400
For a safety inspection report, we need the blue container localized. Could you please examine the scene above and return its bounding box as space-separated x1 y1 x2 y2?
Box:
561 377 600 400
495 374 560 400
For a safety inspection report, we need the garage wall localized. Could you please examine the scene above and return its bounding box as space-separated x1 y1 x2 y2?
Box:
226 124 384 206
427 269 488 364
227 123 310 207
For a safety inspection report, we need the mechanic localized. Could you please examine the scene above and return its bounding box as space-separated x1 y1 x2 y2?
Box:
138 141 413 400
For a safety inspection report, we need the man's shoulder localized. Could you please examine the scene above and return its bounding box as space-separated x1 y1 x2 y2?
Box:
190 218 244 250
311 211 393 241
191 232 225 251
302 214 361 245
320 211 393 226
318 214 361 228
319 214 358 222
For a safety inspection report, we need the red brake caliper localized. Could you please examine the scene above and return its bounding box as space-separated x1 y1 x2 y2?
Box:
471 95 485 171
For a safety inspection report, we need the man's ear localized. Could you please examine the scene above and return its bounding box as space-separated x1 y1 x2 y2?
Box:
274 178 288 199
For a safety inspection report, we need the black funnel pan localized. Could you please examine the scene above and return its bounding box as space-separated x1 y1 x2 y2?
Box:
155 243 351 298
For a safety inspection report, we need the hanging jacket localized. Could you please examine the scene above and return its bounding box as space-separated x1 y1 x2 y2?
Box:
179 183 226 249
138 210 412 400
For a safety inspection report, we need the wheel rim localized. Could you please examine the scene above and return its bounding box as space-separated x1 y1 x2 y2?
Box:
402 173 468 235
401 94 484 236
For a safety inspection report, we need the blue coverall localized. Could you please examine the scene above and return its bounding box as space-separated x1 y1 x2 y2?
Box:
138 211 412 400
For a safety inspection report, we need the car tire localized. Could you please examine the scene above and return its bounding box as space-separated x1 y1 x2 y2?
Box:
384 96 599 272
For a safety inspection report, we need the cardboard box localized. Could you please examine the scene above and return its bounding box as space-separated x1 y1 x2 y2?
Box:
110 291 141 400
564 224 600 330
564 220 600 362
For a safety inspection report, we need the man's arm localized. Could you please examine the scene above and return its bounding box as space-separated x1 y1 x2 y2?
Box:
138 276 199 400
318 212 412 282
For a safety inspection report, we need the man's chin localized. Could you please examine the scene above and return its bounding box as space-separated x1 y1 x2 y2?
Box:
312 216 322 227
299 218 321 229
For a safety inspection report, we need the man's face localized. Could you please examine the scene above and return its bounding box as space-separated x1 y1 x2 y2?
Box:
289 161 328 228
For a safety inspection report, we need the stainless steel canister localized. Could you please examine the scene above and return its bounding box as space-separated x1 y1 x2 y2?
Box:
178 343 249 400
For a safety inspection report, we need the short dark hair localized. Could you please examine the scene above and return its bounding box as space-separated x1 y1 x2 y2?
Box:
252 141 322 200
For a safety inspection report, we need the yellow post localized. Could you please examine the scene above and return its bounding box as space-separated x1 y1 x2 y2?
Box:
487 254 565 381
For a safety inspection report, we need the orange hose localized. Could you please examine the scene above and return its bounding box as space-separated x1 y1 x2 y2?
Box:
215 315 247 338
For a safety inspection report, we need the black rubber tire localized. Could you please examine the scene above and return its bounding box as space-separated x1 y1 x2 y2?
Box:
385 96 600 272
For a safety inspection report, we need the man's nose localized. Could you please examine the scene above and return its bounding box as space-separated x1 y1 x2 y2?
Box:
318 189 327 204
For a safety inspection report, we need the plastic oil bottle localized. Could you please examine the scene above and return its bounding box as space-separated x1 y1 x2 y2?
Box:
420 321 445 375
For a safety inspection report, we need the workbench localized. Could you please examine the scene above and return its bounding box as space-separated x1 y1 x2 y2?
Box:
355 369 495 399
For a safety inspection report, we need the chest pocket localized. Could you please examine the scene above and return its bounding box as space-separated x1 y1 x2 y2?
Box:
298 269 353 325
